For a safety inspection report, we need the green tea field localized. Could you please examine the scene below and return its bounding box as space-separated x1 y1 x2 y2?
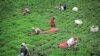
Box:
0 0 100 56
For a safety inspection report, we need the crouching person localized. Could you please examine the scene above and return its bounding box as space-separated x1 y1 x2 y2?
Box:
59 37 78 49
23 8 30 16
28 27 42 36
18 43 30 56
55 3 67 11
50 17 56 27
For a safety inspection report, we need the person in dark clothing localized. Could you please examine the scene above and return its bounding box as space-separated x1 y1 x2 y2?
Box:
55 3 67 11
63 3 67 10
19 43 30 56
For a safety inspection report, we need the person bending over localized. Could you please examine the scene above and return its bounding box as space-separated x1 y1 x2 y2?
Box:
23 8 30 16
55 3 67 11
28 27 42 36
19 43 30 56
59 37 78 49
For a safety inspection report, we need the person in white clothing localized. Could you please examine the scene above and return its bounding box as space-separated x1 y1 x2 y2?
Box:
34 27 42 34
23 8 30 16
67 37 78 47
28 27 42 35
60 5 64 10
59 37 78 48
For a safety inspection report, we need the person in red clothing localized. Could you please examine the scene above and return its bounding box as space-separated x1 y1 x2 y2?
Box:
50 17 56 27
58 42 68 48
42 27 58 34
59 37 78 49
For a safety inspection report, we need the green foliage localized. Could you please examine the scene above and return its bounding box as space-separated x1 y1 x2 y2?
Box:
0 0 100 56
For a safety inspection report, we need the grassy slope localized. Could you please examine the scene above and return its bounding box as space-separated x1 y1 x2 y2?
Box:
0 0 100 56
